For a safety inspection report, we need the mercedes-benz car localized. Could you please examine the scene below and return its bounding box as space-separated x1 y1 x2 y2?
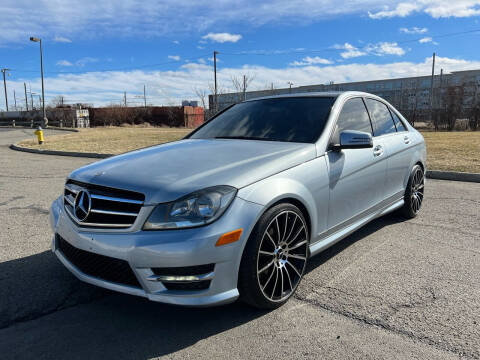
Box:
50 91 426 309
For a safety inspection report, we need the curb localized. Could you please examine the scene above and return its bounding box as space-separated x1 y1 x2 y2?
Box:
9 143 480 183
426 170 480 183
9 143 112 159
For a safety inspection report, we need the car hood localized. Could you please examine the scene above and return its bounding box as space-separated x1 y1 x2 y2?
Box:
69 139 316 203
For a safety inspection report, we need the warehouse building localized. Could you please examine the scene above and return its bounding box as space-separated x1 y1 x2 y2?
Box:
210 69 480 125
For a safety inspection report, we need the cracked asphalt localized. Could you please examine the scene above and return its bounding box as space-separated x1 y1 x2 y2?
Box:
0 128 479 359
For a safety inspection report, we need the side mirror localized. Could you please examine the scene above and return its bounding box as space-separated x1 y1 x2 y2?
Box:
336 130 373 150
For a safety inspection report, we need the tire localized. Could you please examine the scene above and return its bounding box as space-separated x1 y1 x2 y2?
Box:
238 203 309 309
399 164 425 219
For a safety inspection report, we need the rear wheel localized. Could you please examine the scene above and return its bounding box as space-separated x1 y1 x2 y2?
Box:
400 164 425 219
238 203 309 309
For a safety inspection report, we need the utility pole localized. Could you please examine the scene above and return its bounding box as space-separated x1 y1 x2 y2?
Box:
24 82 28 111
439 68 444 111
13 89 17 110
213 50 218 112
123 91 127 107
430 52 436 125
29 83 33 109
143 84 147 108
1 68 10 111
243 75 246 101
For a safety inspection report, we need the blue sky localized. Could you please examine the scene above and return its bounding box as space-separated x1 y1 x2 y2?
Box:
1 0 480 108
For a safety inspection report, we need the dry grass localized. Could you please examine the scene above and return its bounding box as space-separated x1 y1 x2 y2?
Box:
421 131 480 173
18 127 480 173
19 127 192 154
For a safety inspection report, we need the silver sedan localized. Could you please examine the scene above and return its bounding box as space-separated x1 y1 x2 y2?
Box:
50 91 426 309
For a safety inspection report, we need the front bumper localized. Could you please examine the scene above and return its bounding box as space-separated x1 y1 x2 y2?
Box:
49 196 263 306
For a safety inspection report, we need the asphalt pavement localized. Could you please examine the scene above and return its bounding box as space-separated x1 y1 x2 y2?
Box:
0 128 478 359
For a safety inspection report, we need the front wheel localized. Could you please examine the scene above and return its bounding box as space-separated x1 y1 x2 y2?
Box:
400 164 425 219
238 203 309 309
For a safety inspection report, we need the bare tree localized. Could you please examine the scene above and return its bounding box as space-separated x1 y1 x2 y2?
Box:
444 84 465 131
231 74 255 100
470 82 479 131
48 95 65 108
193 87 208 109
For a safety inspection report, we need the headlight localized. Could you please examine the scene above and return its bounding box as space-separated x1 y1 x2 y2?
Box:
143 185 237 230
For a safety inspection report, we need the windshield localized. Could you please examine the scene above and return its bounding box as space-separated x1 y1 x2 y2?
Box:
189 96 335 143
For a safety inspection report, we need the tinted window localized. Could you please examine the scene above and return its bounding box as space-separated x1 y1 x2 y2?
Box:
190 97 335 143
390 109 407 132
365 98 396 136
331 98 372 144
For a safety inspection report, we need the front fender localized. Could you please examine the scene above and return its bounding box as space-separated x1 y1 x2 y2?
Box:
237 157 330 243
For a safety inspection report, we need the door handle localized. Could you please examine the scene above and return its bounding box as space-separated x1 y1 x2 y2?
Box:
404 136 410 144
373 145 383 157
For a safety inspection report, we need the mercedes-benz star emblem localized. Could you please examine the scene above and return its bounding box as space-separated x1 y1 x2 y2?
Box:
74 190 91 222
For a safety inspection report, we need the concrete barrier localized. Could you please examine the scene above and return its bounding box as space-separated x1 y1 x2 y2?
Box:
426 170 480 183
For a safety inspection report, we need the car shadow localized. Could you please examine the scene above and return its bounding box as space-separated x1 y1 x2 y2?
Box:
0 213 405 359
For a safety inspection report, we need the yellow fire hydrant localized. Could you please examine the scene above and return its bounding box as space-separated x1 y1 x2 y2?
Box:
34 126 44 144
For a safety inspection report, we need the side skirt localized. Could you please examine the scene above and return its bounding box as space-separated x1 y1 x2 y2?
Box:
309 197 404 257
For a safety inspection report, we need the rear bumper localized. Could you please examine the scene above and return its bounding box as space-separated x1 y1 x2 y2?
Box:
50 196 264 306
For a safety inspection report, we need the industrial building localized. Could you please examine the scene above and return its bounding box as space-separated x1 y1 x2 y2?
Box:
210 69 480 125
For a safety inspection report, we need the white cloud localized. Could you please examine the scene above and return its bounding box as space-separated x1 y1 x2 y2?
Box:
419 37 432 43
12 55 477 108
168 55 181 61
366 42 406 56
53 35 72 43
202 32 242 43
334 42 405 58
289 56 333 66
56 60 73 66
172 40 180 44
400 27 428 34
333 43 367 59
56 57 98 67
369 1 480 19
368 3 419 19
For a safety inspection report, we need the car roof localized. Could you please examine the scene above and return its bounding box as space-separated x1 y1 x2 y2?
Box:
244 91 376 102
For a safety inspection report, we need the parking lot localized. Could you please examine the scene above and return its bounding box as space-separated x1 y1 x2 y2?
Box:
0 128 478 359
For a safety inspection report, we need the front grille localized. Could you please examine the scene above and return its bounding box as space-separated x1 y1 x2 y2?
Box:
57 234 141 288
63 179 145 229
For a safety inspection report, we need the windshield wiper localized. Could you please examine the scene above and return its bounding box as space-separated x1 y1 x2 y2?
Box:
214 136 275 141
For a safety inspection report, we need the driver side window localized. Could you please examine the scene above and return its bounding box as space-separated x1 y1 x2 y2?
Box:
331 98 373 145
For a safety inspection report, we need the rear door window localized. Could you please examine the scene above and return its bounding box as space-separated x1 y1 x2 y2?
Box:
390 109 407 132
365 98 396 136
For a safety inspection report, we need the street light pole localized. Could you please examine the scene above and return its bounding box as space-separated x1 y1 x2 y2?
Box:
30 37 47 126
1 68 10 111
